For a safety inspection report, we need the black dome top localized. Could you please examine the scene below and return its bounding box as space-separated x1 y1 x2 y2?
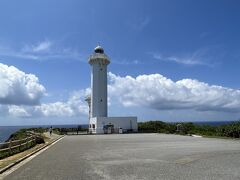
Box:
94 46 104 54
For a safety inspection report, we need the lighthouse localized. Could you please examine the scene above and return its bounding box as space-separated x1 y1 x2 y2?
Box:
88 45 110 118
88 46 137 134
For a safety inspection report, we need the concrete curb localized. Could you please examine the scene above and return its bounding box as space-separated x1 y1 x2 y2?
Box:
0 135 65 174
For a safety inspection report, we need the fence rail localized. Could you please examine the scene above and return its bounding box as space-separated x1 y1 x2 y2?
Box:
0 136 36 157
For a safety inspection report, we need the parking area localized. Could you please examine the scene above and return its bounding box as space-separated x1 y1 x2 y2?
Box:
4 133 240 180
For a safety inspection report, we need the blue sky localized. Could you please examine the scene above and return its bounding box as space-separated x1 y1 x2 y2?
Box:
0 0 240 125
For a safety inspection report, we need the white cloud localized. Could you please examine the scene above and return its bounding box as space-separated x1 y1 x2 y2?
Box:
111 58 141 65
33 40 52 52
36 102 75 117
1 90 89 118
34 90 89 117
1 62 239 121
108 72 240 113
165 56 206 66
0 63 89 118
0 40 83 61
23 40 52 53
8 106 31 118
150 49 214 66
0 63 46 105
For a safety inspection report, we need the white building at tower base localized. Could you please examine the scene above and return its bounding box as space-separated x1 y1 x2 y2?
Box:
89 117 138 134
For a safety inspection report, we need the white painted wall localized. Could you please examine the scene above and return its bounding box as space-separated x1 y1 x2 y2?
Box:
89 117 138 134
89 53 109 117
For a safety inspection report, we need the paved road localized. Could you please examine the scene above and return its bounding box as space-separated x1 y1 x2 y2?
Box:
3 134 240 180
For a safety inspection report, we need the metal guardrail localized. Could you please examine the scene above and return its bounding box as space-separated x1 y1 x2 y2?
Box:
0 136 36 155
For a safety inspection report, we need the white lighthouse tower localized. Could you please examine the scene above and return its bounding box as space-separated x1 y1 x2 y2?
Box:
88 45 110 118
88 46 138 134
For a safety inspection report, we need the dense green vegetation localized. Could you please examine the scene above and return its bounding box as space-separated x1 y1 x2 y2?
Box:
138 121 240 138
7 127 46 141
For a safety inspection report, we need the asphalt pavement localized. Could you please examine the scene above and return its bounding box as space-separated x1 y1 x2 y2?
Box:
3 134 240 180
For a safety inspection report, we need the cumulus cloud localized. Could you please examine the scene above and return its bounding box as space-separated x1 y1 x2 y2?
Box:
8 105 31 117
2 61 239 120
0 63 89 118
0 90 89 118
34 90 89 117
108 72 240 113
0 63 46 105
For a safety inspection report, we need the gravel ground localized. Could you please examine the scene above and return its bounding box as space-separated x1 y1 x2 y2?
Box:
3 134 240 180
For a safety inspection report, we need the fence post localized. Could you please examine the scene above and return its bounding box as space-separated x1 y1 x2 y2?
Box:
32 136 34 146
23 138 26 151
9 140 12 155
26 137 29 149
34 135 36 145
29 136 31 148
19 140 22 152
30 136 33 147
28 136 30 147
27 137 29 148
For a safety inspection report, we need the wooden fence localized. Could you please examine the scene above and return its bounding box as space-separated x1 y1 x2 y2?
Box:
0 136 36 159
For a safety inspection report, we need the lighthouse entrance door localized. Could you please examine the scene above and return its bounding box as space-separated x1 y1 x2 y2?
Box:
103 123 114 134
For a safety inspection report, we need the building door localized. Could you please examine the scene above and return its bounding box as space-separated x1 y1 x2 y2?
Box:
103 123 114 134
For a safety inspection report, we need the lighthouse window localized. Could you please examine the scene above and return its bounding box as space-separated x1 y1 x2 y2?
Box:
92 124 95 129
100 68 103 71
100 99 103 102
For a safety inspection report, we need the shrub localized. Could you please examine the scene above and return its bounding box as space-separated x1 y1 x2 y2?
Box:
138 120 240 138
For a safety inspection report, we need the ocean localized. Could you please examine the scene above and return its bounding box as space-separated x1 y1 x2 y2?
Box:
0 124 88 143
0 121 238 143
